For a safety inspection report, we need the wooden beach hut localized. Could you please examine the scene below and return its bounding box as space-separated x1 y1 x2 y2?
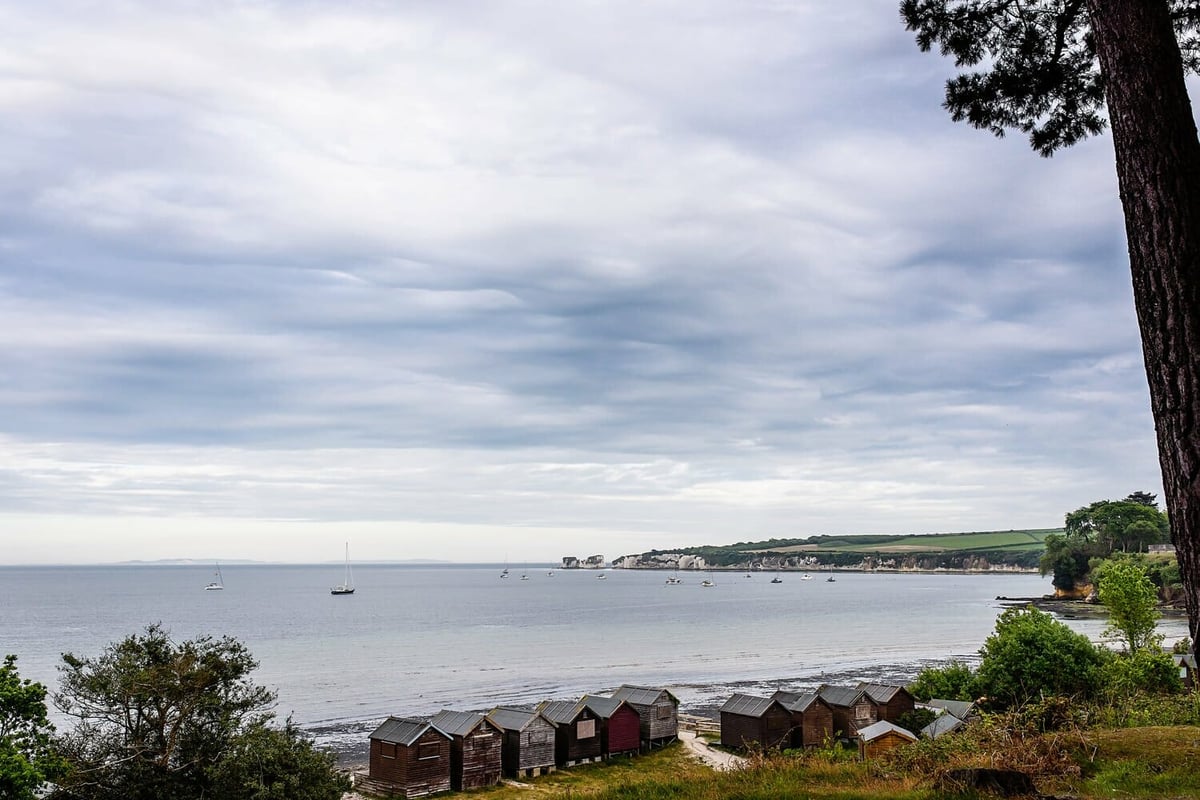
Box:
719 693 793 751
582 694 642 757
856 720 917 759
817 685 879 739
610 684 679 747
857 682 916 723
538 699 603 766
924 698 977 722
429 709 503 790
771 689 835 748
366 716 452 798
486 706 557 778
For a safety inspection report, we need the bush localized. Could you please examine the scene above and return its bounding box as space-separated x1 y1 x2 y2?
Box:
975 606 1104 710
908 660 977 702
1099 648 1181 701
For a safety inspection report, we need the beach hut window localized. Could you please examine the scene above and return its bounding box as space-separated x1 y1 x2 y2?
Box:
418 742 440 760
577 719 595 739
657 705 673 719
381 743 396 759
530 731 551 744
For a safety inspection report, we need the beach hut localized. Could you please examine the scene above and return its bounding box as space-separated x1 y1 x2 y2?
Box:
538 699 604 766
366 716 452 798
1174 653 1197 689
771 689 835 748
486 706 557 778
719 694 793 751
924 698 978 722
582 694 642 757
817 685 879 739
920 713 965 739
856 720 917 759
429 709 503 790
857 682 916 723
610 684 679 747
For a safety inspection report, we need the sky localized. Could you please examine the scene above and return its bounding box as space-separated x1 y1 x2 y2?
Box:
0 0 1169 564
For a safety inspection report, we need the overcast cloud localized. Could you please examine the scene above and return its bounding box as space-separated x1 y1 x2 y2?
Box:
0 0 1165 564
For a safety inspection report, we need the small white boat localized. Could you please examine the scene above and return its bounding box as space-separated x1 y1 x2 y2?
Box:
596 572 608 580
700 579 714 588
665 575 682 585
801 573 812 581
331 543 355 595
770 576 783 584
205 563 224 591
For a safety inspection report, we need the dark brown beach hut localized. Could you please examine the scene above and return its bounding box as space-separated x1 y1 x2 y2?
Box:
856 720 917 759
818 685 879 739
610 684 679 747
486 706 557 778
429 709 503 791
719 693 793 751
857 682 916 723
771 689 835 748
582 694 641 757
367 716 452 798
538 699 603 766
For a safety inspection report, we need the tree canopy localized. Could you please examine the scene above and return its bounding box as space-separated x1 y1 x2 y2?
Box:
1 655 65 800
1040 496 1170 591
1095 559 1162 654
902 0 1200 650
975 606 1104 709
49 625 346 800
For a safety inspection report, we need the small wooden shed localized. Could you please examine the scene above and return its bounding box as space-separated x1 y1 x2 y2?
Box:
719 693 793 751
538 699 603 766
367 716 452 798
772 689 835 748
818 685 879 739
856 720 917 759
857 682 916 723
582 694 642 757
486 706 557 778
429 709 502 791
924 698 977 722
1174 653 1197 689
920 712 964 739
610 684 679 747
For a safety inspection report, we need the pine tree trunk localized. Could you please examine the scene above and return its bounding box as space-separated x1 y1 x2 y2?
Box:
1086 0 1200 645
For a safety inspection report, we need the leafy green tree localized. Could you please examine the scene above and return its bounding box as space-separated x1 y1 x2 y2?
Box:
901 0 1200 649
975 606 1104 710
1125 491 1159 507
1096 560 1162 654
50 625 342 800
1039 531 1097 592
895 708 938 736
1099 647 1181 700
208 720 349 800
1 655 66 800
907 660 978 702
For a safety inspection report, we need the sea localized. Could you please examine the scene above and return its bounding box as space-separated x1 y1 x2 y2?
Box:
0 564 1188 762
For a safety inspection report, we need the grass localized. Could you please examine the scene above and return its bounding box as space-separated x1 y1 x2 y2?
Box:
748 529 1057 555
449 725 1200 799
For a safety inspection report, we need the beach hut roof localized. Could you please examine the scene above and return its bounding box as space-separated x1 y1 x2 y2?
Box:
538 699 588 725
486 706 543 732
581 694 625 718
720 693 779 718
920 713 964 739
857 682 910 703
771 689 823 713
818 685 866 708
371 716 445 747
857 720 917 743
430 709 490 738
1173 653 1197 669
925 699 976 720
611 685 679 706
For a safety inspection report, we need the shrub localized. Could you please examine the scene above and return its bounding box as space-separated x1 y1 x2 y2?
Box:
908 660 977 702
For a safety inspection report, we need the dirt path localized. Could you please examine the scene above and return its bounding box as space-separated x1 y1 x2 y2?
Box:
678 730 747 771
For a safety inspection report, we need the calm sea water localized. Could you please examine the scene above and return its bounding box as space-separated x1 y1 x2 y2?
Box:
0 565 1187 755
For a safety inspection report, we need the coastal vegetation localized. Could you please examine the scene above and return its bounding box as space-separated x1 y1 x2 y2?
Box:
4 624 348 800
624 528 1055 572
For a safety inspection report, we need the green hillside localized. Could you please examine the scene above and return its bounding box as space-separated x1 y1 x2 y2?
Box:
631 528 1060 570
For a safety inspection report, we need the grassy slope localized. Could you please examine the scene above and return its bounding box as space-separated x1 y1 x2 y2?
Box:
744 529 1057 555
455 727 1200 799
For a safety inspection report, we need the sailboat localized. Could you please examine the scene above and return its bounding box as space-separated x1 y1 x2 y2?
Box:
770 569 782 584
205 563 224 591
520 564 530 581
331 543 355 595
826 565 836 583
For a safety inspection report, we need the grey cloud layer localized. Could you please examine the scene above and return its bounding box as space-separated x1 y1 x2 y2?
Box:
0 0 1161 559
